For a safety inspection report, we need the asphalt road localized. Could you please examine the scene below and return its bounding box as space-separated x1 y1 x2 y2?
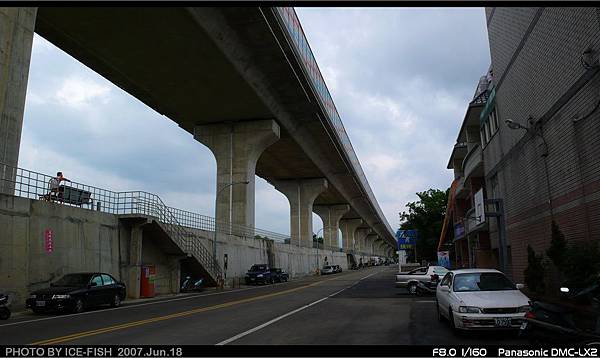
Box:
0 266 525 345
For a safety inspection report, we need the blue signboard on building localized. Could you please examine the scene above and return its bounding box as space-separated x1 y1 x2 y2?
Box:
396 229 418 250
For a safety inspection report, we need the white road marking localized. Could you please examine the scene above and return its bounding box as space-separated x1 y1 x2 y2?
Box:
0 277 307 328
415 300 436 303
215 270 380 345
0 269 372 328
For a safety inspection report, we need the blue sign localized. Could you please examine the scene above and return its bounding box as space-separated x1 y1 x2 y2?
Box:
396 229 417 250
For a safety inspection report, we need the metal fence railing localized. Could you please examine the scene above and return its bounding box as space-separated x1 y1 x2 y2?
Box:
273 8 395 240
0 163 371 271
0 163 294 282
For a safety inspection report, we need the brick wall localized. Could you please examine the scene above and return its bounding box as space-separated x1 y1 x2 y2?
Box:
484 7 600 283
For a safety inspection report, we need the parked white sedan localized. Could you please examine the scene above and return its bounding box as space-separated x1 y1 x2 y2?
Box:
436 269 530 331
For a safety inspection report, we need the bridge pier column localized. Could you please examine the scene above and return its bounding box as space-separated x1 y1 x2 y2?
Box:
339 219 362 251
313 204 349 248
366 233 378 255
194 120 280 230
354 228 371 253
0 8 37 194
272 178 328 247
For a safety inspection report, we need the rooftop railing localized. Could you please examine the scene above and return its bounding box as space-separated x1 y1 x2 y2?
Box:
0 163 291 244
0 163 373 258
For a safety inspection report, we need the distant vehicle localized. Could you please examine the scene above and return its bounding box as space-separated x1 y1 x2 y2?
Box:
416 274 441 296
396 266 449 294
244 264 274 285
332 265 342 273
320 266 335 275
0 293 10 320
436 269 529 331
520 276 600 343
26 272 126 314
271 268 289 283
181 276 203 292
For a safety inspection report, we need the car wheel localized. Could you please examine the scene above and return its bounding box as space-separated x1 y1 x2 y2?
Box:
72 298 85 314
436 301 444 322
408 282 417 295
110 294 121 308
448 308 462 335
0 309 10 320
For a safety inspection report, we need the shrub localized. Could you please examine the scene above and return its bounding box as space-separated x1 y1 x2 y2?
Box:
524 245 545 294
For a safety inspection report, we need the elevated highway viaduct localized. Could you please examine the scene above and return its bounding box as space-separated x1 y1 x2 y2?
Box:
0 7 396 272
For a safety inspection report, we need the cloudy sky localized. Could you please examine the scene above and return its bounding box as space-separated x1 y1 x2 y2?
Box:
19 8 490 240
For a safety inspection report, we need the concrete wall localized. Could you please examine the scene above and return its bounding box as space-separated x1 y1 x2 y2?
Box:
0 194 120 309
0 195 360 308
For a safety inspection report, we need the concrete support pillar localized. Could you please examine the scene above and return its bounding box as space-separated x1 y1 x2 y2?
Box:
272 178 328 247
194 120 280 230
128 224 144 299
354 228 371 253
313 204 349 248
0 8 37 194
339 219 362 251
366 233 378 254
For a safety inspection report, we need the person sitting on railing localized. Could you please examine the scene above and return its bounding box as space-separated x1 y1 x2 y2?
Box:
47 171 71 202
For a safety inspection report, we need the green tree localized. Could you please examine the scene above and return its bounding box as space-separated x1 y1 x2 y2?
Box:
524 245 545 294
399 188 449 262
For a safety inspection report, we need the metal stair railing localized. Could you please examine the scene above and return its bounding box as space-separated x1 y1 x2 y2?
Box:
120 191 223 282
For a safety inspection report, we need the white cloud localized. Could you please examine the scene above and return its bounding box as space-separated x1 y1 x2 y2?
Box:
20 10 489 237
55 76 111 108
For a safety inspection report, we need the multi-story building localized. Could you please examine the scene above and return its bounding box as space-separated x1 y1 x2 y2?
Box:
441 8 600 284
440 73 495 270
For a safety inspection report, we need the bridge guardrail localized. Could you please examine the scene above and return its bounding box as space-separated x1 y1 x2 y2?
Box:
272 7 394 240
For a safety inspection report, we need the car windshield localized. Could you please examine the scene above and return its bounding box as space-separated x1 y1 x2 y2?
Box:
250 265 266 271
53 273 93 287
453 272 516 292
432 267 449 275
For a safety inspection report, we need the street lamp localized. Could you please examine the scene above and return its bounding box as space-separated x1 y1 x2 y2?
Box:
314 227 324 272
213 181 250 276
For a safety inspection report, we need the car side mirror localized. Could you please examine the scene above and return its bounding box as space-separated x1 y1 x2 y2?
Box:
516 283 525 290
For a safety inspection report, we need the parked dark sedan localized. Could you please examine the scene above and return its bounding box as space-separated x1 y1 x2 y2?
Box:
26 272 126 314
244 264 276 285
271 268 289 283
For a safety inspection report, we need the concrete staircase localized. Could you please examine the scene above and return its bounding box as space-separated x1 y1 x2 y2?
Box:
126 192 223 286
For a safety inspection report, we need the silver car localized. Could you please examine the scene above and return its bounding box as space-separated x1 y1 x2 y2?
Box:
320 266 335 275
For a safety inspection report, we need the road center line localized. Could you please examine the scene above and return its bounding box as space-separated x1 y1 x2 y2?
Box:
215 270 380 345
28 271 369 345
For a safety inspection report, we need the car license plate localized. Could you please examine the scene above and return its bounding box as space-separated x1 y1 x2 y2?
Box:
36 301 46 307
495 317 511 327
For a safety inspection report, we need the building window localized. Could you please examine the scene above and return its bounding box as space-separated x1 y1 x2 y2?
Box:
490 174 499 198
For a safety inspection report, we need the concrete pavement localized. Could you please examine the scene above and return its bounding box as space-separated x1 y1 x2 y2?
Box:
0 266 525 345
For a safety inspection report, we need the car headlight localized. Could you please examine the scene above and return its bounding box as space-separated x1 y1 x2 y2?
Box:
257 274 263 278
29 294 36 299
52 294 70 299
458 306 482 313
518 305 530 312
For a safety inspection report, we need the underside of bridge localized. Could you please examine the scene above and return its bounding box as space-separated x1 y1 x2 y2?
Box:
2 7 395 261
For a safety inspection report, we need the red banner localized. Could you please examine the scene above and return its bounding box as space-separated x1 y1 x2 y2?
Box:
44 229 53 253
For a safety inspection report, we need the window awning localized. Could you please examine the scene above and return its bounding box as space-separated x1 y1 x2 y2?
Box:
479 87 496 124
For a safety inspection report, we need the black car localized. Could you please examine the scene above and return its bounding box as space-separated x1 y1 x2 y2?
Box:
26 272 126 314
244 264 274 285
271 268 289 283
